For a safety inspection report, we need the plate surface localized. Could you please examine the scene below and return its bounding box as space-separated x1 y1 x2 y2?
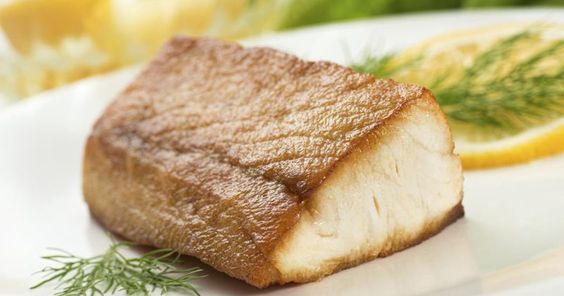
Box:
1 9 564 296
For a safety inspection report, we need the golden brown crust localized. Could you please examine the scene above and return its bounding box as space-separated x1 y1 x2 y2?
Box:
93 37 426 196
84 135 302 287
84 37 457 288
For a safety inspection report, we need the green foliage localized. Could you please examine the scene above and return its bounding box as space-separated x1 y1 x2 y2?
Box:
435 32 564 133
31 241 204 296
280 0 461 28
279 0 563 29
351 53 422 79
353 30 564 138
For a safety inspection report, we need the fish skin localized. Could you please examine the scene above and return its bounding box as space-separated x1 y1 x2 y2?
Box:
84 37 445 287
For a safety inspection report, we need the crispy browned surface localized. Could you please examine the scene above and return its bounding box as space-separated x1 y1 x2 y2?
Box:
84 37 442 287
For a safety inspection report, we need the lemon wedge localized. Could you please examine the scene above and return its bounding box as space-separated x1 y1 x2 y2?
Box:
0 0 281 100
0 0 98 54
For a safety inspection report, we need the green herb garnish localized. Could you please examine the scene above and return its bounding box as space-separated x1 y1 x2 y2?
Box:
352 52 422 80
352 29 564 140
31 240 204 296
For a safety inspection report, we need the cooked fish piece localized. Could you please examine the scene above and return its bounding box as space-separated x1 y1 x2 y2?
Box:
83 37 463 288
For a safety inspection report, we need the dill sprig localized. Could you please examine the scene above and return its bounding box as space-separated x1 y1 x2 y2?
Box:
352 29 564 139
351 52 422 79
31 240 204 296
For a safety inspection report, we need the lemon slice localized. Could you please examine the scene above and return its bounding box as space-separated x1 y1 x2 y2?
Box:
371 23 564 169
388 23 562 91
457 118 564 169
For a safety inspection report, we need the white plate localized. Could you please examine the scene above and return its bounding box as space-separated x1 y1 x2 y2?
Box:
1 9 564 296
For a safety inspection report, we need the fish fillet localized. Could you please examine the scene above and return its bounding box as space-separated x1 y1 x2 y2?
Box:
83 38 464 288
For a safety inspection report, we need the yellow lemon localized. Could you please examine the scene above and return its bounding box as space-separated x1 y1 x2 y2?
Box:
0 0 280 99
386 23 564 169
0 0 97 54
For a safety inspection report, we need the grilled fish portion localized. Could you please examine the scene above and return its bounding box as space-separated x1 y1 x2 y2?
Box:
83 38 463 288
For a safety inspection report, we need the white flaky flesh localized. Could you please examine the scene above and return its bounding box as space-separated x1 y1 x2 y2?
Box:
272 99 463 283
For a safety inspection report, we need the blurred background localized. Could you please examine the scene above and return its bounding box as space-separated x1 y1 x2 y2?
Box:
0 0 562 106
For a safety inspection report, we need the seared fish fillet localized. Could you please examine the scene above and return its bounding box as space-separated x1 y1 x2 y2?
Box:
83 38 463 288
